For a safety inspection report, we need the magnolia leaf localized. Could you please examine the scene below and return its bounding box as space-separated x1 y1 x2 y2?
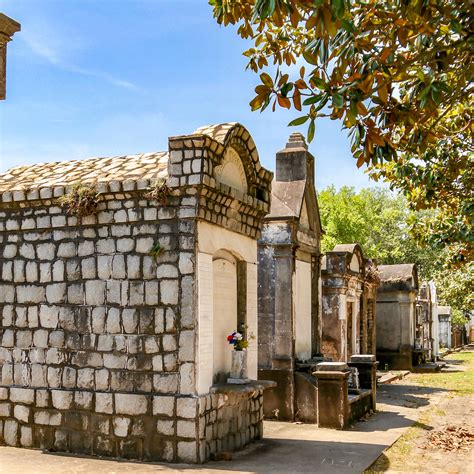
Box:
332 93 344 109
308 119 316 142
260 72 274 88
277 95 291 109
288 115 309 126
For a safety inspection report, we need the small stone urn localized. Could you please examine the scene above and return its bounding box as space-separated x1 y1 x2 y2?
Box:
227 350 250 384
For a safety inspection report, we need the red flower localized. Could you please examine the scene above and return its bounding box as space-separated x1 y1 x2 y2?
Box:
227 335 233 342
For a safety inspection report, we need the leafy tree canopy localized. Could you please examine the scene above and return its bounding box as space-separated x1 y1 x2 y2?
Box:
210 0 473 260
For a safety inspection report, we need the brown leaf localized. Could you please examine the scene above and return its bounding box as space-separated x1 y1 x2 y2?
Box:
293 88 302 111
277 95 291 109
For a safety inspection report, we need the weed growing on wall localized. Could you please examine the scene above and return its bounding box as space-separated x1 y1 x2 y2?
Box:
149 242 165 259
58 182 100 217
145 179 170 205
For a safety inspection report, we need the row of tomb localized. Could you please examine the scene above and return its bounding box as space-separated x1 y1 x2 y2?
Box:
0 123 448 462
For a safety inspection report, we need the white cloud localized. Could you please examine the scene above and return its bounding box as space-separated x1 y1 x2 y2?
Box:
21 22 140 91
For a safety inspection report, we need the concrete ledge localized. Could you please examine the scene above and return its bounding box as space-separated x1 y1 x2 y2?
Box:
210 380 276 395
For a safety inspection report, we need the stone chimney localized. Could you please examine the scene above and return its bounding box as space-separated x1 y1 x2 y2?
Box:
0 13 21 100
275 132 314 183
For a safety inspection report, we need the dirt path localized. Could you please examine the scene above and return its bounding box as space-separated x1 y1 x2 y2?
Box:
369 351 474 473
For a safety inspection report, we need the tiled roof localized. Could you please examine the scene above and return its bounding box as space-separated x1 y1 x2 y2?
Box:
0 152 168 193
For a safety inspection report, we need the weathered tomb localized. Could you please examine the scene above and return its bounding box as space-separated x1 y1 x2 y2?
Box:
438 306 452 349
0 122 274 462
376 263 421 370
321 244 379 362
0 13 20 100
257 133 323 422
417 281 440 361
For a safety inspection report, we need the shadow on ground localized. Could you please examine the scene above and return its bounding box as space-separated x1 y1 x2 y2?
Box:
36 439 390 474
377 383 448 409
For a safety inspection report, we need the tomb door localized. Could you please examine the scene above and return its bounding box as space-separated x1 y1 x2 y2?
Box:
294 259 312 360
347 302 353 358
212 257 238 383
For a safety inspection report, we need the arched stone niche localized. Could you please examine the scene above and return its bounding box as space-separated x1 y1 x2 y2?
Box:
350 252 361 273
212 250 238 383
196 222 258 394
214 146 248 194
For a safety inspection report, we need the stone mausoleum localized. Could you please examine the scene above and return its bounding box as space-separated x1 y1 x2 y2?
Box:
321 244 379 362
257 133 323 422
376 263 422 370
0 13 20 100
438 306 452 349
0 123 274 462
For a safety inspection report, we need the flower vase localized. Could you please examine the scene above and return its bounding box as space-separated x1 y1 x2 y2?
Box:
227 350 250 384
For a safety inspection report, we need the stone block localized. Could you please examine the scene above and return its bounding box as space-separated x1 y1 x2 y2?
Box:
113 416 130 437
85 280 106 305
177 420 196 438
122 309 138 333
95 369 110 391
163 353 178 372
62 367 77 388
156 264 178 279
49 330 65 348
10 387 35 404
179 331 195 362
177 397 198 419
91 306 106 333
81 257 96 279
152 395 175 416
1 329 14 347
31 364 47 386
97 256 112 279
39 305 59 328
0 402 11 416
17 285 45 304
177 441 198 463
179 253 194 275
96 392 113 414
162 334 177 352
157 419 175 436
36 390 50 407
111 255 126 279
136 237 154 254
51 390 73 410
152 355 163 372
106 308 121 333
77 368 95 389
127 255 141 279
115 394 148 416
4 420 18 446
160 279 179 305
14 405 30 423
103 353 127 369
154 374 178 394
57 242 76 258
47 367 62 388
179 363 195 394
20 426 33 447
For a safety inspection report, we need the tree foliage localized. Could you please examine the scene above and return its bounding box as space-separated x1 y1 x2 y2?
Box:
318 185 441 278
210 0 473 259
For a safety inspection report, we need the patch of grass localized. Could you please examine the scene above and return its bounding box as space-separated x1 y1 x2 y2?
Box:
367 411 433 472
410 351 474 395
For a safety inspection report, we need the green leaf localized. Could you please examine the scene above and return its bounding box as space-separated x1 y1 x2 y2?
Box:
332 0 345 18
303 94 323 106
260 72 274 88
308 119 316 143
288 116 309 126
332 93 344 108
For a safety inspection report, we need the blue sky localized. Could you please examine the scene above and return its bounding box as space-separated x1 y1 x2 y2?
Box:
0 0 375 190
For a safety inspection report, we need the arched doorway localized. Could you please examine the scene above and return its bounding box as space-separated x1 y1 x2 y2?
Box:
212 254 238 383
